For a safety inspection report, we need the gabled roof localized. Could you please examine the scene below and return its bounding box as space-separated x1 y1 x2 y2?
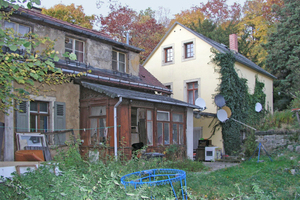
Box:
143 22 276 79
81 81 199 109
8 7 143 53
3 7 170 94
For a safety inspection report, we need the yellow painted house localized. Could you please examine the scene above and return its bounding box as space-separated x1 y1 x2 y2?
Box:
143 22 276 153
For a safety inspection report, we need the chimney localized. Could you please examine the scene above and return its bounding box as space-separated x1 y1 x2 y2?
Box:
229 34 238 52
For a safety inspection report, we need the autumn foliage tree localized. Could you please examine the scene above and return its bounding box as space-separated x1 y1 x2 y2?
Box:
238 0 284 67
198 0 242 24
171 8 205 28
42 3 95 29
98 5 166 62
173 0 241 50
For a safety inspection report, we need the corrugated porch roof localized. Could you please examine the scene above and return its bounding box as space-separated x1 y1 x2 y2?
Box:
81 81 200 109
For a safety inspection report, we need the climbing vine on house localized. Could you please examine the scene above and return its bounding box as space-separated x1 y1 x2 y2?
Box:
212 50 266 155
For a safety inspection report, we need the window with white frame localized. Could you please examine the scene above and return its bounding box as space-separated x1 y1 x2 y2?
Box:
157 111 170 145
16 100 66 145
146 110 153 146
4 21 30 52
65 37 84 62
4 21 30 36
184 42 194 58
112 50 126 73
164 47 173 63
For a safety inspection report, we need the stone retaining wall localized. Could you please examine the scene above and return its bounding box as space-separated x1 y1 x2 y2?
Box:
255 130 300 153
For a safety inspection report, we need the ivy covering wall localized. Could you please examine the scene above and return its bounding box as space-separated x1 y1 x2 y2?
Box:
212 50 266 155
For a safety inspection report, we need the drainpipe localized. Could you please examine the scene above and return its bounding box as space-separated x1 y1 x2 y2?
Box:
114 96 122 160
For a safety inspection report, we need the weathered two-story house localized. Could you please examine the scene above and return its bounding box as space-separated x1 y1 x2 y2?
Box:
143 22 276 153
0 8 199 163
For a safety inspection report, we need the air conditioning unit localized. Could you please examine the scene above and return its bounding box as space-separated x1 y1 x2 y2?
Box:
205 146 218 161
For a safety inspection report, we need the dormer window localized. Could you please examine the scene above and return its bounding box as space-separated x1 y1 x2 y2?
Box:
65 37 84 62
4 21 30 37
4 21 30 52
112 50 126 73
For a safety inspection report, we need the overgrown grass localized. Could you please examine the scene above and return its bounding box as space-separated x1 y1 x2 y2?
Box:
187 149 300 199
0 146 207 200
256 110 297 131
1 146 299 199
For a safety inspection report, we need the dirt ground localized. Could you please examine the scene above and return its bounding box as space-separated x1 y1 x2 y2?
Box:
202 161 240 173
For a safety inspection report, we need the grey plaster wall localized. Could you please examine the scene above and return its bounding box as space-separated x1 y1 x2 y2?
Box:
86 39 111 70
33 24 65 60
255 130 300 152
2 16 140 76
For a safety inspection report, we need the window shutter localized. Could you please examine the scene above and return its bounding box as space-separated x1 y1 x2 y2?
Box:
54 102 66 145
16 101 29 132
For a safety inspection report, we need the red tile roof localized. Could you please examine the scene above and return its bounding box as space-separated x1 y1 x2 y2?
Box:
11 7 143 52
17 7 111 38
139 65 167 89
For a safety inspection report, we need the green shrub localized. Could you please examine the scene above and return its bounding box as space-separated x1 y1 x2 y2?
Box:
244 132 257 157
0 143 207 200
256 110 296 131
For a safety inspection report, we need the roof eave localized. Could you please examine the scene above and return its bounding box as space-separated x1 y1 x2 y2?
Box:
12 8 143 53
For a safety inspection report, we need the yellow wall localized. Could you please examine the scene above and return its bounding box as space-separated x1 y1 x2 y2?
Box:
235 63 274 112
144 24 274 152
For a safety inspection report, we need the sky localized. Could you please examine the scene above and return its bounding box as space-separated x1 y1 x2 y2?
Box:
37 0 246 18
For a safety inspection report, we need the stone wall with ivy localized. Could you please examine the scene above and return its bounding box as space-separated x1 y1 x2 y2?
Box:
212 50 266 155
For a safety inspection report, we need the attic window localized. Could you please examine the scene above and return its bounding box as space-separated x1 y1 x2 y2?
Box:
112 50 126 73
164 47 173 63
184 42 194 58
4 21 30 37
65 37 84 62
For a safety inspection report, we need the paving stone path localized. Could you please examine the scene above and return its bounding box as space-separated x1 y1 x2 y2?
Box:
201 161 240 174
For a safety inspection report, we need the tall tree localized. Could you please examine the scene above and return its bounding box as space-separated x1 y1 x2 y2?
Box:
198 0 242 25
173 1 244 54
98 4 137 43
98 5 165 62
264 0 300 110
171 7 205 28
238 0 284 67
188 19 239 47
42 3 95 29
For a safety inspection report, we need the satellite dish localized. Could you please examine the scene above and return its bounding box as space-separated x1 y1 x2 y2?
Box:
255 102 262 112
214 94 226 107
195 98 206 110
217 109 228 123
222 106 232 118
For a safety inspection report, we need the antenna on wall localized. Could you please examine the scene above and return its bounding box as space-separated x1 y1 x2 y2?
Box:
214 94 262 131
193 97 207 119
195 97 206 111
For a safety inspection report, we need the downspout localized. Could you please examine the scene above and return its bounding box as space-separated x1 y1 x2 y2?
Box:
114 96 122 160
